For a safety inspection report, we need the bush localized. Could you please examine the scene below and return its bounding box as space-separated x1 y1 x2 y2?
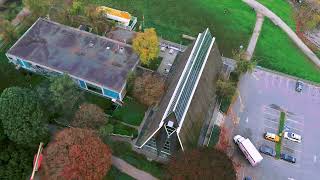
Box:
209 125 221 147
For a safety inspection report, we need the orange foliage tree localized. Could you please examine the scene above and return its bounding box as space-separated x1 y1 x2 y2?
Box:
71 103 107 129
42 128 112 180
133 72 165 106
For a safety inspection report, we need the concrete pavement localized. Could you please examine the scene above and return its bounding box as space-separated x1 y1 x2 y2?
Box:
243 0 320 68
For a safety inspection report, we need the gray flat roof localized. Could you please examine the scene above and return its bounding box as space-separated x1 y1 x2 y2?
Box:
7 18 139 92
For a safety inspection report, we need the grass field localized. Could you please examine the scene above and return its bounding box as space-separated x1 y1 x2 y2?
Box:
257 0 296 29
254 19 320 82
112 97 146 126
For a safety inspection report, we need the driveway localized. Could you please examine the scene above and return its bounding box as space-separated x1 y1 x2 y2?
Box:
225 68 320 180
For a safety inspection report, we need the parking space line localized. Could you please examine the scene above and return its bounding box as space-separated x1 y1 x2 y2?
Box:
286 118 304 126
263 111 280 117
264 125 278 131
282 145 302 153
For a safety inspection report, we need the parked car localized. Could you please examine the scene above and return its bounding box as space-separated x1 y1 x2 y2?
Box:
284 132 302 143
280 153 296 163
259 145 276 157
264 132 280 142
244 177 252 180
295 81 303 92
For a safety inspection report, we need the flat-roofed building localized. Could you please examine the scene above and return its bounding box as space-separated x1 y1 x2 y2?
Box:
135 29 223 158
6 18 139 103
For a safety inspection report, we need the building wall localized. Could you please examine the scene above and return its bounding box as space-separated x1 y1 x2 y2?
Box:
178 42 222 149
6 54 122 101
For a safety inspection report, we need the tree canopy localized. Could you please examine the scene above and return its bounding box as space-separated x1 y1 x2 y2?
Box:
71 103 107 129
0 140 35 179
133 28 160 65
216 79 237 99
48 75 83 118
133 72 165 106
168 148 236 180
0 87 49 146
42 128 112 180
0 18 17 44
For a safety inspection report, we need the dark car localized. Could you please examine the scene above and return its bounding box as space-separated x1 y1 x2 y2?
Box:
259 145 276 157
280 153 296 163
295 81 303 92
244 177 252 180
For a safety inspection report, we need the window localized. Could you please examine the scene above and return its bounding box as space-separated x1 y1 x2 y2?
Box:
103 88 119 99
86 83 103 94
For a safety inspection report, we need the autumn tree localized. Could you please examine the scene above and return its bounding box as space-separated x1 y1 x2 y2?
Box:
133 72 165 106
295 3 320 31
133 28 160 65
71 103 107 129
0 18 17 44
0 87 49 146
167 148 236 180
23 0 52 17
42 128 112 180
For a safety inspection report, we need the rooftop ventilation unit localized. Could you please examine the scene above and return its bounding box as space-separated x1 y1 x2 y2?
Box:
106 46 110 50
119 47 124 53
89 41 94 48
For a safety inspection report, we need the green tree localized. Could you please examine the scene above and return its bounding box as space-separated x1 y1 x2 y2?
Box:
0 87 49 146
235 59 255 75
0 141 35 179
133 28 160 65
49 75 83 118
216 79 237 99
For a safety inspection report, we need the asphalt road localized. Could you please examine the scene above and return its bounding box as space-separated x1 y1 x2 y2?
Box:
226 68 320 180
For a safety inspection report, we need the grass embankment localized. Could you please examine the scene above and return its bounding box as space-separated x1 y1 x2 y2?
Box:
208 125 221 147
275 111 286 158
256 0 296 29
107 141 166 179
112 97 146 126
254 19 320 83
104 166 135 180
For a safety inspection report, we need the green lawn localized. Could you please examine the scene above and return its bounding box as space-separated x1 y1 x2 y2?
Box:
104 166 135 180
110 119 138 137
257 0 296 29
107 141 166 179
90 0 256 57
112 97 146 126
254 19 320 83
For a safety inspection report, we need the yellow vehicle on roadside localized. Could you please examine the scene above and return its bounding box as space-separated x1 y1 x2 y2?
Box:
264 132 280 142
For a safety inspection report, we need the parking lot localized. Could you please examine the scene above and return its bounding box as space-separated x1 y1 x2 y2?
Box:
226 68 320 180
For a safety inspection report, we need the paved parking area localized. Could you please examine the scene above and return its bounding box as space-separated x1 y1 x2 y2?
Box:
157 47 178 75
226 68 320 180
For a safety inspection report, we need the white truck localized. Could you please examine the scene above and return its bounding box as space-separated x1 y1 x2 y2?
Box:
234 135 263 166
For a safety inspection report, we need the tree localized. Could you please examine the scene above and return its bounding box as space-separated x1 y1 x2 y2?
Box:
133 28 160 65
167 148 236 180
23 0 52 17
71 103 107 129
49 75 83 118
295 3 320 31
126 71 136 95
42 128 112 180
0 87 49 146
0 18 17 44
216 79 237 99
133 73 165 106
235 59 255 75
0 141 35 179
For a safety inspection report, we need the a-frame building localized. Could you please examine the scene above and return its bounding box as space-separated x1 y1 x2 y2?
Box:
135 29 223 158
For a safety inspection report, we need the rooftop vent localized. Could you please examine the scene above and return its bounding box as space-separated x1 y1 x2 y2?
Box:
119 47 124 53
89 41 94 48
106 46 110 50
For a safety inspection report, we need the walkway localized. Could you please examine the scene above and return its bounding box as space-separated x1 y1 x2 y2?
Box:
243 0 320 67
112 156 158 180
11 7 30 26
244 12 264 61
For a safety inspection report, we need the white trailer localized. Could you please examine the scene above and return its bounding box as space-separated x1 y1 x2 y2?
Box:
234 135 263 166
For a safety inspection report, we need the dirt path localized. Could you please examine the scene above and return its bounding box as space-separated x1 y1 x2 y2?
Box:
112 156 158 180
244 12 264 61
11 7 30 26
243 0 320 67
